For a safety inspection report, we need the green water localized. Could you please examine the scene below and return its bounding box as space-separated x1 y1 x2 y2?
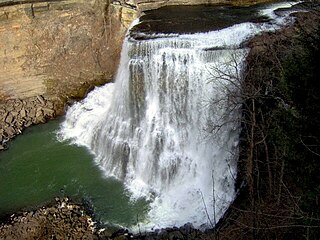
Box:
0 119 148 227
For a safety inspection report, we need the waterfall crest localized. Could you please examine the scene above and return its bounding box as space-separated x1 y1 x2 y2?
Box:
58 2 298 230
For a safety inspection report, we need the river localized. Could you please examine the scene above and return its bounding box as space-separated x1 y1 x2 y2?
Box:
0 119 148 227
0 1 300 231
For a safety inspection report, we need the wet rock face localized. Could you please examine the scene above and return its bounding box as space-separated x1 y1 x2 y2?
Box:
130 4 269 38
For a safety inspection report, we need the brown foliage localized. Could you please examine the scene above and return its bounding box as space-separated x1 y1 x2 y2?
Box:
212 9 320 240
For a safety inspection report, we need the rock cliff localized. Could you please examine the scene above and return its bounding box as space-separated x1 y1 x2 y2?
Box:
0 0 137 148
113 0 269 12
0 0 136 101
0 0 270 148
0 0 272 101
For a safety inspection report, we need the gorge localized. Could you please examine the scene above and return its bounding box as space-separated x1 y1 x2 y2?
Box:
1 0 317 239
58 1 298 231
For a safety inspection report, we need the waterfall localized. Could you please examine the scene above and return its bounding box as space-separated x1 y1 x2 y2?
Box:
58 2 298 230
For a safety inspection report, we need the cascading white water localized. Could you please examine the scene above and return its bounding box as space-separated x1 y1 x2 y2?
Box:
58 2 299 230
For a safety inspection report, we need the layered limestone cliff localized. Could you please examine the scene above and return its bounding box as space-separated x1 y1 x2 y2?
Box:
0 0 137 148
113 0 271 12
0 0 272 103
0 0 137 101
0 0 271 148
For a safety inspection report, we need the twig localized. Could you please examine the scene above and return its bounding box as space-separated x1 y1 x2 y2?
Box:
199 190 214 228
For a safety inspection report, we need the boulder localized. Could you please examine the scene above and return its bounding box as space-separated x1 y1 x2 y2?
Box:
1 112 8 122
20 108 26 118
36 108 43 118
5 113 13 124
4 126 15 137
24 121 32 127
29 108 36 118
11 111 18 117
36 95 46 105
42 107 55 117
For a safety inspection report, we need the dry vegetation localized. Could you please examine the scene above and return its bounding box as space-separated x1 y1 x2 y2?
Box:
210 5 320 240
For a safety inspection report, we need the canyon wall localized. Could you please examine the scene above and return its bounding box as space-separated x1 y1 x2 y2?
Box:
0 0 269 148
0 0 138 148
0 0 137 101
113 0 267 11
0 0 269 102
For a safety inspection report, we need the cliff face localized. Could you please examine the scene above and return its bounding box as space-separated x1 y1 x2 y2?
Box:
116 0 223 11
0 0 271 148
0 0 138 148
113 0 269 12
0 0 137 101
0 0 270 102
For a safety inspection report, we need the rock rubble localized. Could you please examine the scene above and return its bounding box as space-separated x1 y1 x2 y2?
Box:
0 95 58 150
0 197 98 240
0 195 209 239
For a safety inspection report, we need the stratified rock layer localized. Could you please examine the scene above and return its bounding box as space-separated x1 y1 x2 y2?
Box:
116 0 271 12
0 0 273 149
0 0 137 149
0 0 134 100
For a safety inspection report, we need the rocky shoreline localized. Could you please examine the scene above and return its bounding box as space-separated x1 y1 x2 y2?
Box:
0 95 61 150
0 197 208 240
1 1 317 239
0 197 98 240
0 0 138 151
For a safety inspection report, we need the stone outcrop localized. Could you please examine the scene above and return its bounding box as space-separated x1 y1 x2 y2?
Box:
0 0 136 101
113 0 272 12
0 0 138 149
